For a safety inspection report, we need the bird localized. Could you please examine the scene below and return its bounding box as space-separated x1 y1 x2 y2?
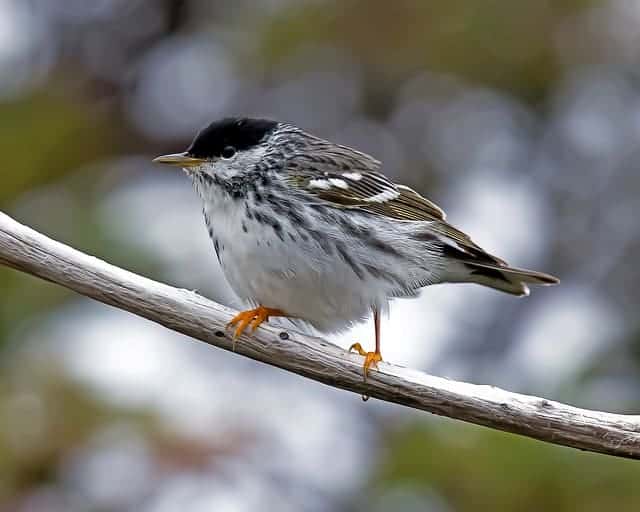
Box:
153 117 559 377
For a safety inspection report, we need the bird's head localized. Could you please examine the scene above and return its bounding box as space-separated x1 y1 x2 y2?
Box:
153 117 280 180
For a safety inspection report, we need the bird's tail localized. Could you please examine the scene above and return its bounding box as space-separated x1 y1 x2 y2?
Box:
423 220 559 296
460 261 559 296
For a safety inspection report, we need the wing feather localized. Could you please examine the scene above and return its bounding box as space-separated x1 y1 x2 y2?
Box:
283 149 446 222
283 146 511 266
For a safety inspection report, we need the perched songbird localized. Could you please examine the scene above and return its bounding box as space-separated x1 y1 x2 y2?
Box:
154 117 559 376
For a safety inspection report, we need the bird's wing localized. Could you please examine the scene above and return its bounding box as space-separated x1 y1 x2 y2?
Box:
283 146 506 265
283 147 446 222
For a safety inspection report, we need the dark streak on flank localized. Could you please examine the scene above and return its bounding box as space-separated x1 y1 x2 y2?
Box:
288 207 308 228
258 209 276 227
363 263 394 282
338 216 372 239
309 229 333 255
213 238 221 263
266 194 293 216
271 220 285 241
411 231 439 243
369 237 400 257
336 241 364 279
311 204 328 217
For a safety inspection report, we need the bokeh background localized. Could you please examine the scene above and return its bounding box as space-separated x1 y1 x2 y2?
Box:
1 0 640 510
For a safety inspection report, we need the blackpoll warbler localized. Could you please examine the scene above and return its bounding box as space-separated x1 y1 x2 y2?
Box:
154 118 558 376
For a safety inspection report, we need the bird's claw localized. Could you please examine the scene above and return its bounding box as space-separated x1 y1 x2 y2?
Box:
226 306 285 346
348 342 382 379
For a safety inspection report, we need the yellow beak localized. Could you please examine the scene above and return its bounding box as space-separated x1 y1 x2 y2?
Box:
152 152 205 167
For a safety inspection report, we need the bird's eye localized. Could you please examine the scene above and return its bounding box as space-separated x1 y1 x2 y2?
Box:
221 146 236 159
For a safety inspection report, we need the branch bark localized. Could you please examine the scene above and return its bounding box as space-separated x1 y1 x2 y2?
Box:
1 211 639 459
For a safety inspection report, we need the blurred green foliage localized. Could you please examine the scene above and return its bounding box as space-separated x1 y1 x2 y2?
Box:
259 0 597 102
376 420 640 510
0 90 113 206
0 362 153 503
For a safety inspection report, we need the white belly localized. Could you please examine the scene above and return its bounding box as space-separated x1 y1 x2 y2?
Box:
203 197 385 333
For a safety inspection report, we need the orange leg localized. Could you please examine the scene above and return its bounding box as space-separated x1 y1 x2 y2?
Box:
348 308 383 379
227 306 286 340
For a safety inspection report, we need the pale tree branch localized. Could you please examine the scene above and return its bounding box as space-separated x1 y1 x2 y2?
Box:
1 211 639 459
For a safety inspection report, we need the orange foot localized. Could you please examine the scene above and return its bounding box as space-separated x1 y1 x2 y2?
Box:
348 342 382 379
227 306 286 340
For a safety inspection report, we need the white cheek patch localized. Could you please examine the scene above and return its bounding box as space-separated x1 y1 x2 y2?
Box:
212 145 268 179
364 189 401 203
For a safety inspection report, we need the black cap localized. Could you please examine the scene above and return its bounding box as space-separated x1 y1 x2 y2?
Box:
186 117 278 159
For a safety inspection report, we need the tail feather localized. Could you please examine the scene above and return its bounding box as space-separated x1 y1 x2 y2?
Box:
428 220 559 296
464 261 559 296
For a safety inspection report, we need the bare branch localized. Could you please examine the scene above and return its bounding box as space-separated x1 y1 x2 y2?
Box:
1 211 639 459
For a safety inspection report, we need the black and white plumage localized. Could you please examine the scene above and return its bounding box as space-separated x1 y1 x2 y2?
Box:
154 117 558 371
